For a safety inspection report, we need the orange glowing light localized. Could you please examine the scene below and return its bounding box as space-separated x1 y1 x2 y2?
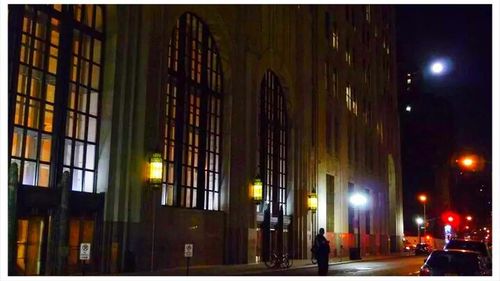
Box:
426 235 430 240
418 194 427 203
466 216 472 221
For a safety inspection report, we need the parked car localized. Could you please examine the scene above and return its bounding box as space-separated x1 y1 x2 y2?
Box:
419 249 491 276
415 243 431 255
444 239 491 269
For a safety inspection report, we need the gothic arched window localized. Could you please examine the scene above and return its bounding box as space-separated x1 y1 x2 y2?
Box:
260 70 287 215
162 13 223 210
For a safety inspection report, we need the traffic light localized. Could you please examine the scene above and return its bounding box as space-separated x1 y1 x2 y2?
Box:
441 211 460 228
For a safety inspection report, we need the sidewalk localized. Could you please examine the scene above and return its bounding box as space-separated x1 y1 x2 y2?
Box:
122 253 408 276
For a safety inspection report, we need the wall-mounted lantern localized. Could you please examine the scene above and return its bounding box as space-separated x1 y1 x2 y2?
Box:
149 153 163 185
307 188 318 213
251 176 263 204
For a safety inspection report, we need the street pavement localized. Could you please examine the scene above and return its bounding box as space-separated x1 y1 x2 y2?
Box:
119 253 426 276
249 255 425 276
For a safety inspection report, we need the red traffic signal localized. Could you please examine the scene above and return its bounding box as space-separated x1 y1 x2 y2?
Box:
441 211 460 228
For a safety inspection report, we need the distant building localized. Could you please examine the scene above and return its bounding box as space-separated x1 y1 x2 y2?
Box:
8 4 403 275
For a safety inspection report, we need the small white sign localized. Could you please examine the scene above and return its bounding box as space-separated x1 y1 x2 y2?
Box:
80 243 91 260
184 244 193 258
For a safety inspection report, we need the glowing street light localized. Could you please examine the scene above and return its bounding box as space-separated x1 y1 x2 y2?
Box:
466 215 472 221
418 194 427 237
350 192 368 259
416 217 424 244
431 61 444 74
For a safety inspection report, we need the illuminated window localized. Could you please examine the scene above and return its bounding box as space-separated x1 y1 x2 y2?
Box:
345 50 352 66
345 84 357 116
331 23 339 49
9 5 104 192
162 13 223 210
63 5 104 193
260 70 287 216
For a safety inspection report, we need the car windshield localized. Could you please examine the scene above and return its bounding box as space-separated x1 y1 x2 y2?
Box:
427 251 479 275
445 240 488 256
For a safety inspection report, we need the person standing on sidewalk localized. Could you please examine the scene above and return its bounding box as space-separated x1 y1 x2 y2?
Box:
314 228 331 276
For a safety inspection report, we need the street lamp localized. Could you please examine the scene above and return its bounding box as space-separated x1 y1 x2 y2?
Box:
148 153 163 271
308 188 318 213
350 192 368 259
250 176 263 204
308 188 318 258
416 217 424 244
466 215 472 222
418 194 427 237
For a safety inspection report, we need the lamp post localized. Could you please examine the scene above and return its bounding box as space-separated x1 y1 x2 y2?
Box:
418 194 427 237
308 188 318 253
251 176 263 205
148 153 163 271
349 192 367 259
416 217 424 244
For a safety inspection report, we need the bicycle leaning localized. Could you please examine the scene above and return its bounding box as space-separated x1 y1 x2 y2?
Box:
264 252 293 269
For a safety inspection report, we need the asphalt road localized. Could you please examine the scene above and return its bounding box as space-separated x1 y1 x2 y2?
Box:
250 255 426 276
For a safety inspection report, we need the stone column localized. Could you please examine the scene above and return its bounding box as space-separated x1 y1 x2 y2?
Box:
8 163 18 275
55 171 71 275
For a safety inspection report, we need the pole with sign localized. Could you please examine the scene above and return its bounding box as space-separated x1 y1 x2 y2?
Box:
79 243 91 275
184 244 193 275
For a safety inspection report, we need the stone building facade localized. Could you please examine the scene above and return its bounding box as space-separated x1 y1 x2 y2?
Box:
7 4 403 275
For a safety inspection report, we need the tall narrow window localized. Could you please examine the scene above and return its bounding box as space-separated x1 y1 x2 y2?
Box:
331 23 339 50
9 5 104 193
260 70 287 216
63 5 104 192
162 13 223 210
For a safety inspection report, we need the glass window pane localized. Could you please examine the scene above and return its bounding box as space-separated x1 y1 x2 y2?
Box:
91 64 100 89
23 161 37 185
27 100 40 129
76 113 86 140
80 60 89 85
82 35 91 59
12 127 24 157
85 144 95 169
30 73 43 100
11 159 22 181
64 138 73 166
38 163 50 187
40 134 51 162
17 67 28 94
89 92 98 116
95 6 103 32
66 111 74 137
24 130 38 159
46 79 56 103
88 117 96 142
72 168 83 191
83 171 94 192
43 104 53 132
78 89 87 113
93 39 101 63
73 141 84 167
83 5 94 27
14 96 26 125
69 84 76 109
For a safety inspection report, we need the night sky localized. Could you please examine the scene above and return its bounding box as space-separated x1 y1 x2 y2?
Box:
395 5 492 234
